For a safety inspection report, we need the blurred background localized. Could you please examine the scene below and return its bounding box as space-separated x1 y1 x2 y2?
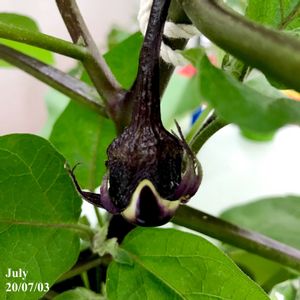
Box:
1 0 300 222
0 0 138 134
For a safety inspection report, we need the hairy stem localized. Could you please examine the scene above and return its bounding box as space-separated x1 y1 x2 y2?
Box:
56 256 110 283
0 44 106 116
173 206 300 271
0 21 87 60
56 0 123 103
180 0 300 91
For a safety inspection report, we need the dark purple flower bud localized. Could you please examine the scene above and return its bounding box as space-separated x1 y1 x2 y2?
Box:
69 0 202 226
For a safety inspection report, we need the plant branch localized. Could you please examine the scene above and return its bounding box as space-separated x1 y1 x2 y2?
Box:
0 21 88 60
173 206 300 271
180 0 300 92
56 256 110 283
55 0 123 103
0 44 107 116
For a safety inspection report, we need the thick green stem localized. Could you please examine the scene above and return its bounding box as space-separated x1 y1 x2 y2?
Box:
173 206 300 271
186 106 213 144
94 206 104 227
56 256 110 283
0 21 88 60
56 0 123 104
180 0 300 91
190 116 227 153
0 44 107 116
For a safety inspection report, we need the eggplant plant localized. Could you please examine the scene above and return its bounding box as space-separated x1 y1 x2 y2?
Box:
0 0 300 299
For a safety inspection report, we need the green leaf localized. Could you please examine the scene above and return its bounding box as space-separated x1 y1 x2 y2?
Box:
246 0 300 30
161 48 205 129
240 129 276 142
107 228 269 300
107 27 132 50
50 101 115 190
0 134 82 299
54 287 105 300
221 196 300 249
246 1 300 89
181 48 205 66
199 56 300 133
104 32 143 89
220 196 300 290
226 0 248 14
0 13 53 67
161 74 202 129
40 63 84 138
269 278 300 299
223 246 296 292
40 89 70 138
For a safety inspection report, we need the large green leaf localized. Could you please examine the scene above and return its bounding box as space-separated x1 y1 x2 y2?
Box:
223 248 295 292
220 196 300 291
221 196 300 249
107 228 268 300
0 134 82 299
161 74 201 129
50 102 115 190
246 0 300 30
40 89 70 138
0 13 53 67
199 56 300 133
161 48 204 129
246 1 300 89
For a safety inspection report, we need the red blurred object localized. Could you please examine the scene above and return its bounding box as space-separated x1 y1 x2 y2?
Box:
282 90 300 101
178 64 197 78
177 54 218 78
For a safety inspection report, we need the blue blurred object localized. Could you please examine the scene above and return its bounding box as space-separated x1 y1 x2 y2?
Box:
191 106 203 125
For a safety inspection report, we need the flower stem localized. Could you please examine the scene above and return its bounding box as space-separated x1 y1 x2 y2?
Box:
173 206 300 271
56 256 110 283
94 207 104 227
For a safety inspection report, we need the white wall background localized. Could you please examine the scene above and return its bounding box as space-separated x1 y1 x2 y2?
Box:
0 0 138 134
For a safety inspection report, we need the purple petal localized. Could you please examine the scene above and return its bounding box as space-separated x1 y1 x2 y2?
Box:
100 174 122 214
174 157 202 203
122 179 180 226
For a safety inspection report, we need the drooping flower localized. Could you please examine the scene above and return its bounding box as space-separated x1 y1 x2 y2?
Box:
69 0 202 226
